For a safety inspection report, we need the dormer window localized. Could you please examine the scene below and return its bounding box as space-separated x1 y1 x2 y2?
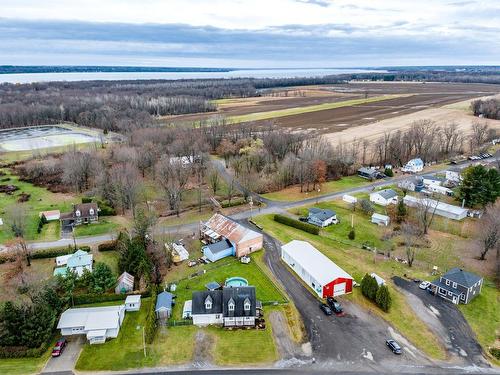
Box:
89 208 94 215
75 210 81 217
228 298 235 312
244 298 251 311
205 296 212 310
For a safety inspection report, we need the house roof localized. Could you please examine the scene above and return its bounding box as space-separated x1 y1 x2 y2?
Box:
372 213 389 221
374 189 398 200
67 250 93 268
125 295 141 304
57 305 124 330
40 210 60 219
192 290 223 314
205 281 221 290
117 271 134 288
204 213 261 244
407 158 424 166
222 286 256 317
204 239 233 255
156 291 173 311
281 240 353 285
358 167 377 175
308 207 336 221
74 203 99 217
423 175 445 182
403 195 468 216
441 268 482 287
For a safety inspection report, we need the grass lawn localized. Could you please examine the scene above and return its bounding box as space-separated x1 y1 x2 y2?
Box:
228 95 403 123
94 250 120 275
459 281 500 366
253 213 447 360
73 219 121 237
170 256 286 320
38 221 61 241
0 169 76 243
0 348 52 375
159 208 213 227
76 298 197 371
262 175 371 202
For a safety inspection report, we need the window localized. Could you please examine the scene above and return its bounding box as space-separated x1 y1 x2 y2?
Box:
439 288 445 295
215 314 220 319
445 279 450 286
89 208 94 215
452 282 457 288
460 294 465 301
75 210 81 217
228 302 235 311
244 298 251 311
205 296 212 310
448 291 453 297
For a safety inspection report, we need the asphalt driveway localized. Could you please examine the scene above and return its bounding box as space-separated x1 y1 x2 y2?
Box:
393 276 487 366
42 335 84 374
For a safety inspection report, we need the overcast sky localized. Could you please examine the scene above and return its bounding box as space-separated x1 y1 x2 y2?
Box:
1 0 499 68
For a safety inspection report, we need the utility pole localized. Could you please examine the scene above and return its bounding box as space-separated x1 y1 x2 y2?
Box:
142 326 146 357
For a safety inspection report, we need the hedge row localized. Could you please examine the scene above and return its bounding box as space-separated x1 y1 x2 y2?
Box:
0 341 50 359
145 288 158 344
273 214 319 235
221 199 245 208
98 240 117 252
73 291 149 305
31 246 91 260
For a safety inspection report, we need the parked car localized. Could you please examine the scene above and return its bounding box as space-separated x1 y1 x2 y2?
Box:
386 339 402 354
51 338 67 357
326 297 343 314
298 217 309 222
419 281 430 290
319 303 333 316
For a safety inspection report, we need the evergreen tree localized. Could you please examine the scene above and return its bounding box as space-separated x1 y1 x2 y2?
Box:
396 199 407 223
376 284 392 312
348 228 356 240
457 165 500 207
88 262 116 294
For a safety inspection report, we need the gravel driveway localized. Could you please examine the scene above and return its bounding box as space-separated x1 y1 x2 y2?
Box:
42 335 84 374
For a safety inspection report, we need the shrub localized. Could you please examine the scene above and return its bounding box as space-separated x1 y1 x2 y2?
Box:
221 198 245 208
98 240 117 252
96 200 116 216
145 288 158 344
360 199 375 215
384 168 394 177
361 274 379 301
0 342 50 358
348 228 356 240
81 197 93 204
490 348 500 360
30 246 91 260
273 214 319 235
375 284 392 312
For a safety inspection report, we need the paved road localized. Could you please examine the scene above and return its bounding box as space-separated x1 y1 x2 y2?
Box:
393 277 486 367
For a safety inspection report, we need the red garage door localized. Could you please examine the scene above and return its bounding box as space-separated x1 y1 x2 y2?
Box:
323 278 353 298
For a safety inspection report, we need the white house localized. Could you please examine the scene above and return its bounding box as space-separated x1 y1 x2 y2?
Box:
401 158 424 173
124 295 141 311
55 254 73 267
403 195 468 220
53 250 93 277
424 184 453 196
281 240 353 298
422 175 445 187
371 213 390 226
369 189 399 206
445 167 462 183
342 194 357 204
57 305 126 344
307 207 337 227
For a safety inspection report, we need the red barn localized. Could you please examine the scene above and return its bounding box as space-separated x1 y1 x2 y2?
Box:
281 240 353 298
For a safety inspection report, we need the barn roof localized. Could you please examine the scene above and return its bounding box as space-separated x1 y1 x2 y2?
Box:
204 213 261 244
281 240 352 285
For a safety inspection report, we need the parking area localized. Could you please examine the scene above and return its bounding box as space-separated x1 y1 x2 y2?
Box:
262 232 431 367
393 276 487 366
42 335 84 374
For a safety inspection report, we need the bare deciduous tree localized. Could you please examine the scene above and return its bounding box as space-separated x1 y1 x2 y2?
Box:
402 222 419 267
477 203 500 260
415 195 439 235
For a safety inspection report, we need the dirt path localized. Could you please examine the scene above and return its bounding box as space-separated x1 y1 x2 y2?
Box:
192 330 214 368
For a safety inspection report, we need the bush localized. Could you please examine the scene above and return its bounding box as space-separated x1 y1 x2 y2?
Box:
98 240 117 252
348 228 356 240
490 348 500 360
384 168 394 177
274 214 319 235
0 342 50 358
221 198 245 208
96 200 116 216
30 246 91 260
82 197 93 204
145 288 158 344
375 284 392 312
360 199 375 215
361 274 379 301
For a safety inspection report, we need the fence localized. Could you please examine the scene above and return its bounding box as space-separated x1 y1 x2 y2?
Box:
167 319 193 327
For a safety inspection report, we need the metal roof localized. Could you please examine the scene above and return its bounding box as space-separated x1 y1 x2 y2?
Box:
156 291 173 311
281 240 353 285
204 239 233 254
67 250 93 268
57 305 124 330
375 189 398 200
308 207 336 221
117 271 134 288
204 213 261 244
125 295 141 304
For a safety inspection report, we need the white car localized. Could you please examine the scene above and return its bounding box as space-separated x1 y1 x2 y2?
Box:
419 281 430 290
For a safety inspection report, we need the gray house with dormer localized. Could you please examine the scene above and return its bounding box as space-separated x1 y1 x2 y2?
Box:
430 268 483 304
191 286 258 327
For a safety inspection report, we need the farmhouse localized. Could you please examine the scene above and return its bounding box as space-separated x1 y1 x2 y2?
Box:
155 291 174 323
191 286 258 327
430 268 483 304
369 189 398 206
53 249 93 277
403 195 468 220
201 214 263 261
308 207 337 227
371 213 390 226
401 158 424 173
60 202 99 229
57 305 126 344
398 176 424 192
281 240 353 298
124 295 141 311
115 271 134 294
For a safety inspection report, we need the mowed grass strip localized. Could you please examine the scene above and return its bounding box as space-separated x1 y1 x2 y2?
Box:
262 175 370 202
228 95 404 123
253 214 447 360
0 349 52 375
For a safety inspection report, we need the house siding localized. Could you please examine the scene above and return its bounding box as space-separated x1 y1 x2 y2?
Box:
235 237 263 258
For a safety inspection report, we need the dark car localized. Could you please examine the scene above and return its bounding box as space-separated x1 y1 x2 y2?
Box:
51 338 67 357
386 339 402 354
319 303 333 316
326 297 343 314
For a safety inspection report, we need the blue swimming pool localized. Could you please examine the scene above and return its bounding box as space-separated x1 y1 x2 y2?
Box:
225 277 249 287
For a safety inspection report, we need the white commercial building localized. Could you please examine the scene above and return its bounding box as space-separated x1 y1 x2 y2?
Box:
57 305 126 344
403 195 468 220
281 240 353 298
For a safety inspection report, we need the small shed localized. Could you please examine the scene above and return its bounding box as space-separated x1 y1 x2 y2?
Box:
342 194 357 204
205 281 221 291
156 291 174 322
40 210 61 221
125 295 141 312
167 242 189 263
182 300 192 319
115 272 134 294
371 213 390 226
202 239 235 262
